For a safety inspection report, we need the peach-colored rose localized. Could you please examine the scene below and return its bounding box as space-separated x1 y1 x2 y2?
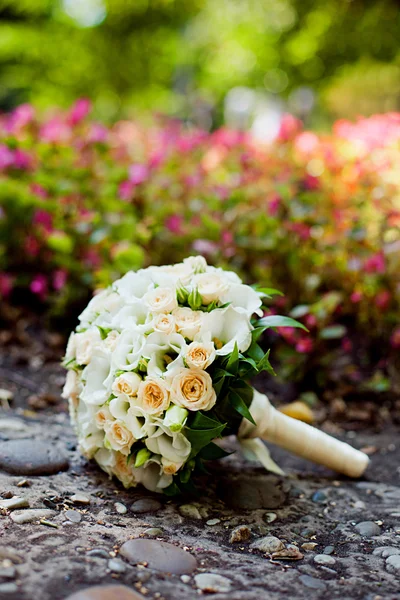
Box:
104 420 134 455
169 368 216 411
185 341 216 370
137 377 170 415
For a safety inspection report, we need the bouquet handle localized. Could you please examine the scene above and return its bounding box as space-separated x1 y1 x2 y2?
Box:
238 390 369 478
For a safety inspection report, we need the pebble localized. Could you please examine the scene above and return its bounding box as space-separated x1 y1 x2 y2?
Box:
0 583 18 594
323 546 335 555
194 573 232 593
65 510 82 524
108 558 127 574
64 584 146 600
0 440 69 476
251 535 284 553
143 528 163 537
206 518 221 526
354 521 381 537
114 502 127 515
299 575 326 590
10 509 56 524
272 547 304 561
314 554 336 566
386 555 400 574
87 549 110 559
119 539 197 574
311 491 328 503
218 474 287 509
0 496 29 510
373 546 400 558
180 575 191 584
0 567 16 579
263 512 277 523
179 504 202 520
301 543 318 551
70 493 90 505
229 525 251 543
130 498 162 514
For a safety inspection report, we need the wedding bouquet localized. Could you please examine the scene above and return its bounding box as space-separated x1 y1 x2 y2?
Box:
63 256 369 494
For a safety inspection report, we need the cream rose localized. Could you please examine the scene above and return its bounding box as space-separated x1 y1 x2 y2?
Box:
153 313 176 335
62 370 80 405
112 372 142 398
95 405 113 429
185 341 216 370
65 333 76 361
194 273 229 304
75 328 101 365
113 451 137 487
104 420 134 455
104 330 120 351
173 307 203 340
169 367 216 411
183 255 207 274
137 377 170 415
144 287 178 314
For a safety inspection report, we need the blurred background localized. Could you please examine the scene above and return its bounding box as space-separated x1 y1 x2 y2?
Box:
1 0 400 129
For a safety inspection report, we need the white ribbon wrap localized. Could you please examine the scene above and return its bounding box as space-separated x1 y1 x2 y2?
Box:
238 389 369 478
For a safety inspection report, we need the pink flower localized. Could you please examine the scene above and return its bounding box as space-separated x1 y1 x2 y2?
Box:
0 273 13 297
25 236 40 257
350 291 362 303
33 210 53 232
267 195 281 217
278 114 302 141
30 275 47 298
30 183 48 198
4 104 35 133
129 164 149 185
13 149 32 170
305 314 317 329
222 231 233 245
375 290 391 309
364 253 385 274
296 337 314 353
118 180 134 201
89 123 108 143
192 239 218 255
40 118 70 143
165 215 183 234
53 269 67 291
68 98 92 126
0 145 14 170
294 132 319 155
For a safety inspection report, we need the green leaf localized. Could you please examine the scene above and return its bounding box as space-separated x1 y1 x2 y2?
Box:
251 326 267 343
163 481 181 496
97 326 111 340
257 315 308 331
198 442 233 460
254 286 284 298
319 325 347 339
185 422 226 457
225 341 239 375
189 411 223 430
257 349 275 375
246 341 265 363
229 390 256 425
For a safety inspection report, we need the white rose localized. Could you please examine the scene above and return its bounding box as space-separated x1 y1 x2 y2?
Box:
183 255 207 274
75 328 102 365
109 329 146 372
169 367 216 411
221 283 263 317
65 333 76 361
114 271 153 300
112 372 142 398
137 377 170 415
62 369 81 405
104 330 120 351
95 405 113 429
173 307 203 340
193 273 229 304
80 351 111 405
144 286 178 314
79 290 123 326
104 419 135 455
153 313 175 335
185 341 216 370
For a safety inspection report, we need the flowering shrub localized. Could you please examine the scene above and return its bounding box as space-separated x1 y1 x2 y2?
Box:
1 102 399 393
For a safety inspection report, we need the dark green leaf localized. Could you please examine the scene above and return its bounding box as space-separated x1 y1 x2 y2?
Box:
251 326 267 343
246 341 265 363
257 349 275 375
189 411 223 430
185 423 226 456
225 341 239 375
229 390 256 425
257 315 308 331
198 442 233 460
163 481 181 496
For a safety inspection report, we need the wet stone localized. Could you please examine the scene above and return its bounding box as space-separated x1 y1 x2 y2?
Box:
355 521 381 537
218 474 287 510
299 575 326 590
323 546 335 555
108 558 127 574
10 509 56 524
119 539 197 574
251 535 284 553
130 498 162 514
0 440 69 476
65 510 82 523
65 584 146 600
194 573 232 593
114 502 127 514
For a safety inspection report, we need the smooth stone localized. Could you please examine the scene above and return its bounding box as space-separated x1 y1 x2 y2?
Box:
0 496 29 510
179 504 202 520
229 526 251 543
70 493 90 505
0 440 69 476
10 509 56 524
130 498 162 514
65 585 145 600
0 567 16 579
354 521 381 537
299 575 326 590
194 573 232 593
143 528 163 537
386 555 400 574
0 583 18 594
114 502 127 515
206 519 221 526
312 491 328 504
251 535 284 553
263 512 277 524
119 539 197 574
373 546 400 558
323 546 335 555
314 554 336 565
65 510 82 523
218 474 286 509
87 549 110 559
108 558 127 574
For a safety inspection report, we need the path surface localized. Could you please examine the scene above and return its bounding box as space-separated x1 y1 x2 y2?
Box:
0 358 400 599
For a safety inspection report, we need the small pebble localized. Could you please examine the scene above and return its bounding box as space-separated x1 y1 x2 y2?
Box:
229 525 251 543
386 555 400 574
11 509 55 524
323 546 335 555
0 583 18 594
251 535 284 553
355 521 381 537
87 548 110 559
108 558 127 574
143 528 163 537
0 496 29 510
65 510 82 523
312 491 327 503
0 567 16 579
114 502 127 515
299 575 326 590
301 543 318 551
194 573 232 593
180 575 191 584
130 498 161 514
70 493 90 505
16 480 30 488
206 518 221 526
179 504 202 520
263 512 277 524
314 554 336 566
